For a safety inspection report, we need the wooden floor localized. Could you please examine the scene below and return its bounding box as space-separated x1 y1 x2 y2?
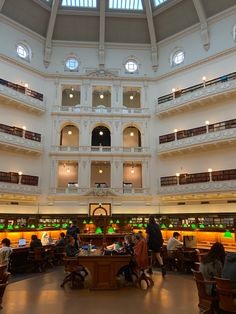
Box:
2 268 199 314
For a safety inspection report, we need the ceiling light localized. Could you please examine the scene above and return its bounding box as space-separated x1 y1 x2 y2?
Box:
99 169 103 174
66 168 70 173
100 94 104 99
130 132 134 136
99 131 103 136
69 93 74 98
71 88 74 91
130 169 135 174
68 130 72 135
130 95 134 100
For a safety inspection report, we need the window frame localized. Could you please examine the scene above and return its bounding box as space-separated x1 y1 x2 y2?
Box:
64 55 80 72
170 48 185 67
16 42 31 62
124 57 139 74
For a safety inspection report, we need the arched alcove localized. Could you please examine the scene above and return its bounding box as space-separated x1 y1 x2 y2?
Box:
91 126 111 146
123 126 141 147
60 124 79 146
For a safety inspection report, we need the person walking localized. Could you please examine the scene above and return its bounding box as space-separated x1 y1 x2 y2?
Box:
146 216 166 277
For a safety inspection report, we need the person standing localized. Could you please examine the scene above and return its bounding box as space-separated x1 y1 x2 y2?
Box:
0 238 12 273
146 216 166 277
66 219 81 249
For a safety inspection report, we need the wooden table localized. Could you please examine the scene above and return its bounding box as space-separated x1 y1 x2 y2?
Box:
78 254 131 290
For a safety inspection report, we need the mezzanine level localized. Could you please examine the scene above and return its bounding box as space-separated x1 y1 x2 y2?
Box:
0 78 45 113
51 105 150 117
159 169 236 196
158 118 236 156
156 71 236 116
0 123 42 154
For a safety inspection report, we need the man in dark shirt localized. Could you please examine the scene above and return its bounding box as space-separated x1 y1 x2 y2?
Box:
30 234 42 251
66 220 80 248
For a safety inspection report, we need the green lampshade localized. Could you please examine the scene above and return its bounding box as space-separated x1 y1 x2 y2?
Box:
7 225 13 230
108 227 115 234
95 227 102 234
31 224 35 228
138 223 143 228
223 230 233 239
38 224 44 229
83 220 87 224
0 225 5 230
161 223 166 229
14 225 19 229
183 223 188 228
133 223 137 227
191 223 197 229
62 223 68 228
89 220 93 224
199 223 205 229
109 219 114 224
144 223 147 228
116 219 120 224
219 224 224 228
169 224 173 228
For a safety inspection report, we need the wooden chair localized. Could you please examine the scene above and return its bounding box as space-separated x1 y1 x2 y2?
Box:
177 248 197 273
60 257 87 289
0 270 10 309
28 247 47 272
215 277 236 313
192 269 217 314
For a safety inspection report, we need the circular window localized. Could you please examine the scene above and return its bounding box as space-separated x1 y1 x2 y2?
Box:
173 50 184 65
65 58 79 71
16 44 29 59
125 60 138 73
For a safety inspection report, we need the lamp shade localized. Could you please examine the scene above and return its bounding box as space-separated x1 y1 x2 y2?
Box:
223 230 233 238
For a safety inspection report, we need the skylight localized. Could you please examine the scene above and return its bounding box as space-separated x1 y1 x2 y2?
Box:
153 0 167 7
61 0 97 8
109 0 143 11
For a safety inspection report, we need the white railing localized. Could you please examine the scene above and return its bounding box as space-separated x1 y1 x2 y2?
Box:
158 128 236 154
51 145 150 154
50 187 149 195
156 79 236 115
0 133 43 153
158 180 236 195
0 182 41 194
52 105 149 115
0 84 46 112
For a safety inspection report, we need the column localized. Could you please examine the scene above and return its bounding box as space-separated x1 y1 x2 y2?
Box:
111 81 121 109
81 80 91 107
111 160 123 189
79 159 91 188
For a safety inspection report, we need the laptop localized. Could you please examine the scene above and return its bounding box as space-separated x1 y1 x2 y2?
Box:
18 238 27 247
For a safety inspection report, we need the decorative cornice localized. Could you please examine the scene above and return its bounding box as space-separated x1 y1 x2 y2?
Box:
158 128 236 154
0 182 41 195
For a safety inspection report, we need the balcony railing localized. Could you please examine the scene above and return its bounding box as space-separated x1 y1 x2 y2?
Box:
0 132 42 153
0 123 41 142
0 171 39 186
156 71 236 114
158 119 236 154
50 187 149 195
52 105 149 115
0 79 45 112
161 169 236 186
51 146 150 154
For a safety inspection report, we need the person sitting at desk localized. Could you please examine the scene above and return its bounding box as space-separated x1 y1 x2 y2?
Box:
56 232 66 247
0 238 12 272
199 242 225 295
30 235 42 251
66 236 79 257
167 232 183 253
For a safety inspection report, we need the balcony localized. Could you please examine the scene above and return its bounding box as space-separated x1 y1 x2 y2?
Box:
0 171 40 194
51 105 150 117
50 146 150 156
158 118 236 155
0 78 45 113
0 124 42 154
156 72 236 116
49 186 149 196
159 169 236 195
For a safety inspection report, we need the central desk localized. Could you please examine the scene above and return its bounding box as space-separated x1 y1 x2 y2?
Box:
78 254 131 290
